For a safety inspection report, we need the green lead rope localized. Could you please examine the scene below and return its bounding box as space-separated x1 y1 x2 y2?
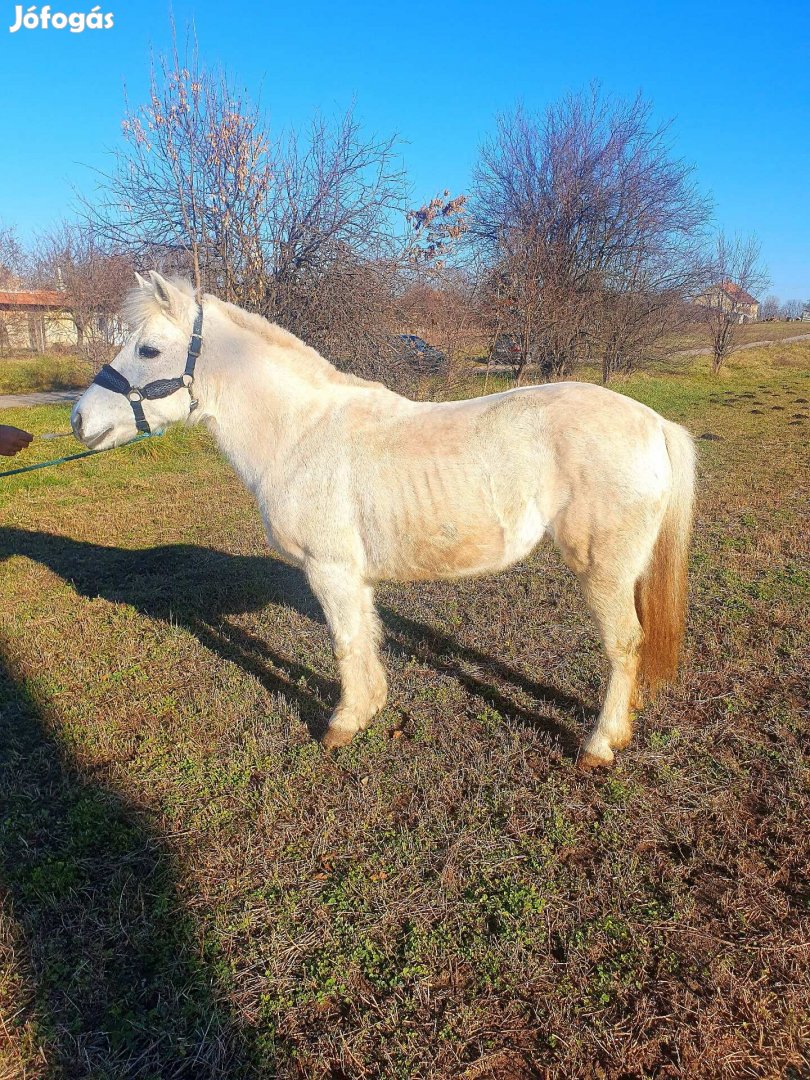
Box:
0 433 156 480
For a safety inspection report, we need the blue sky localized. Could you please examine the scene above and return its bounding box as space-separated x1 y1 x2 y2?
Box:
1 0 808 300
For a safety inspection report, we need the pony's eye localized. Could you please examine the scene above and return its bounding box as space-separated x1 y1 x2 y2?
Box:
138 345 160 359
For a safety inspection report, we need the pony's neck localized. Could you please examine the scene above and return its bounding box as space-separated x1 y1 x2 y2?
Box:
193 302 341 489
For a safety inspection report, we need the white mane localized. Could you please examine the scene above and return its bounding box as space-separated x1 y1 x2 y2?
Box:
207 296 359 385
123 276 361 386
121 275 197 328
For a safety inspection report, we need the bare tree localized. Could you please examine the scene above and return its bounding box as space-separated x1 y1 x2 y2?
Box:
396 266 487 392
397 194 490 391
85 32 408 380
477 241 583 381
33 222 134 365
0 223 25 289
469 88 711 382
779 298 804 320
0 223 28 354
698 233 769 373
470 105 587 379
759 294 780 320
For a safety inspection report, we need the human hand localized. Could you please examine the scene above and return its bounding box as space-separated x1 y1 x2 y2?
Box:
0 425 34 457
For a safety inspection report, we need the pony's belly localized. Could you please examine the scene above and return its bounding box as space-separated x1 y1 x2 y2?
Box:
372 503 545 582
378 533 507 581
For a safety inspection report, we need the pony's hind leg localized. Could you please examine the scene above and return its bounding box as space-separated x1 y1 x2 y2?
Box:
306 561 388 749
553 492 664 768
577 569 643 769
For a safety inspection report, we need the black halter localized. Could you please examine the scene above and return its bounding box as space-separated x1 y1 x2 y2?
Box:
93 304 203 434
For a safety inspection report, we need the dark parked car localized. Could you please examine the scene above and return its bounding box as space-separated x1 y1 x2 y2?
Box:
393 334 448 375
491 333 535 366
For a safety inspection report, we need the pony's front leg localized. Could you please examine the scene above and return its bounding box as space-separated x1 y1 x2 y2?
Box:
306 561 388 749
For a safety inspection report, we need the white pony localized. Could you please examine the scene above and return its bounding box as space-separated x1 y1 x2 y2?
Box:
72 273 695 768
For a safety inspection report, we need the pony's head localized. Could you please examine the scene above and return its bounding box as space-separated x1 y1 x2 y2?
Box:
72 272 201 450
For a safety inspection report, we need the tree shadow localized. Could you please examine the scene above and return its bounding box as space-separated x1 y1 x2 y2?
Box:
0 527 585 755
0 650 262 1077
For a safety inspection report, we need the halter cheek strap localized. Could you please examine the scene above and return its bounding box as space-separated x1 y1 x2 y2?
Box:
93 304 204 435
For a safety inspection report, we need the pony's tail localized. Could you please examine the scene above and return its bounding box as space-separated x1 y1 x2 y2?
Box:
635 421 696 695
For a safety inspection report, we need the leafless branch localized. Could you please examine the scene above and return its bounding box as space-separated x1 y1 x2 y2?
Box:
469 87 712 382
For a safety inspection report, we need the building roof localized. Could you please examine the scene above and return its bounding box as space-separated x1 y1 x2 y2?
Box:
717 281 758 307
0 289 70 309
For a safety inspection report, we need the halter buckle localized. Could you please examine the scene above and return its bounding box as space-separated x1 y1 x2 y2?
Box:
128 389 143 402
182 373 194 387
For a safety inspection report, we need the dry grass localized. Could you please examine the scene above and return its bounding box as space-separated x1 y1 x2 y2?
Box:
0 352 93 396
666 318 810 352
0 348 808 1079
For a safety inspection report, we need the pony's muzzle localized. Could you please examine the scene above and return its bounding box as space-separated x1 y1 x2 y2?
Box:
70 406 84 441
71 405 113 449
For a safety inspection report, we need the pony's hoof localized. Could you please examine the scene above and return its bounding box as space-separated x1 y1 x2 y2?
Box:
577 751 613 772
320 721 358 750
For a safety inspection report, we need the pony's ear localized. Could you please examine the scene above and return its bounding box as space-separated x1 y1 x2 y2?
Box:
134 271 150 290
147 271 188 321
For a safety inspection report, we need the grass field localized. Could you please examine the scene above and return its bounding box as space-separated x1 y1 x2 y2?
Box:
0 352 94 396
0 343 808 1078
666 319 810 352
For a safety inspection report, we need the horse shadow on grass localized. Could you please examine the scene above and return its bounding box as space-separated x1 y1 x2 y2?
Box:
0 651 264 1077
0 527 584 757
0 528 585 1071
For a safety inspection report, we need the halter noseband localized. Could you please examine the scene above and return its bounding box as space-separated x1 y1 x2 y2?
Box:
92 304 204 434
